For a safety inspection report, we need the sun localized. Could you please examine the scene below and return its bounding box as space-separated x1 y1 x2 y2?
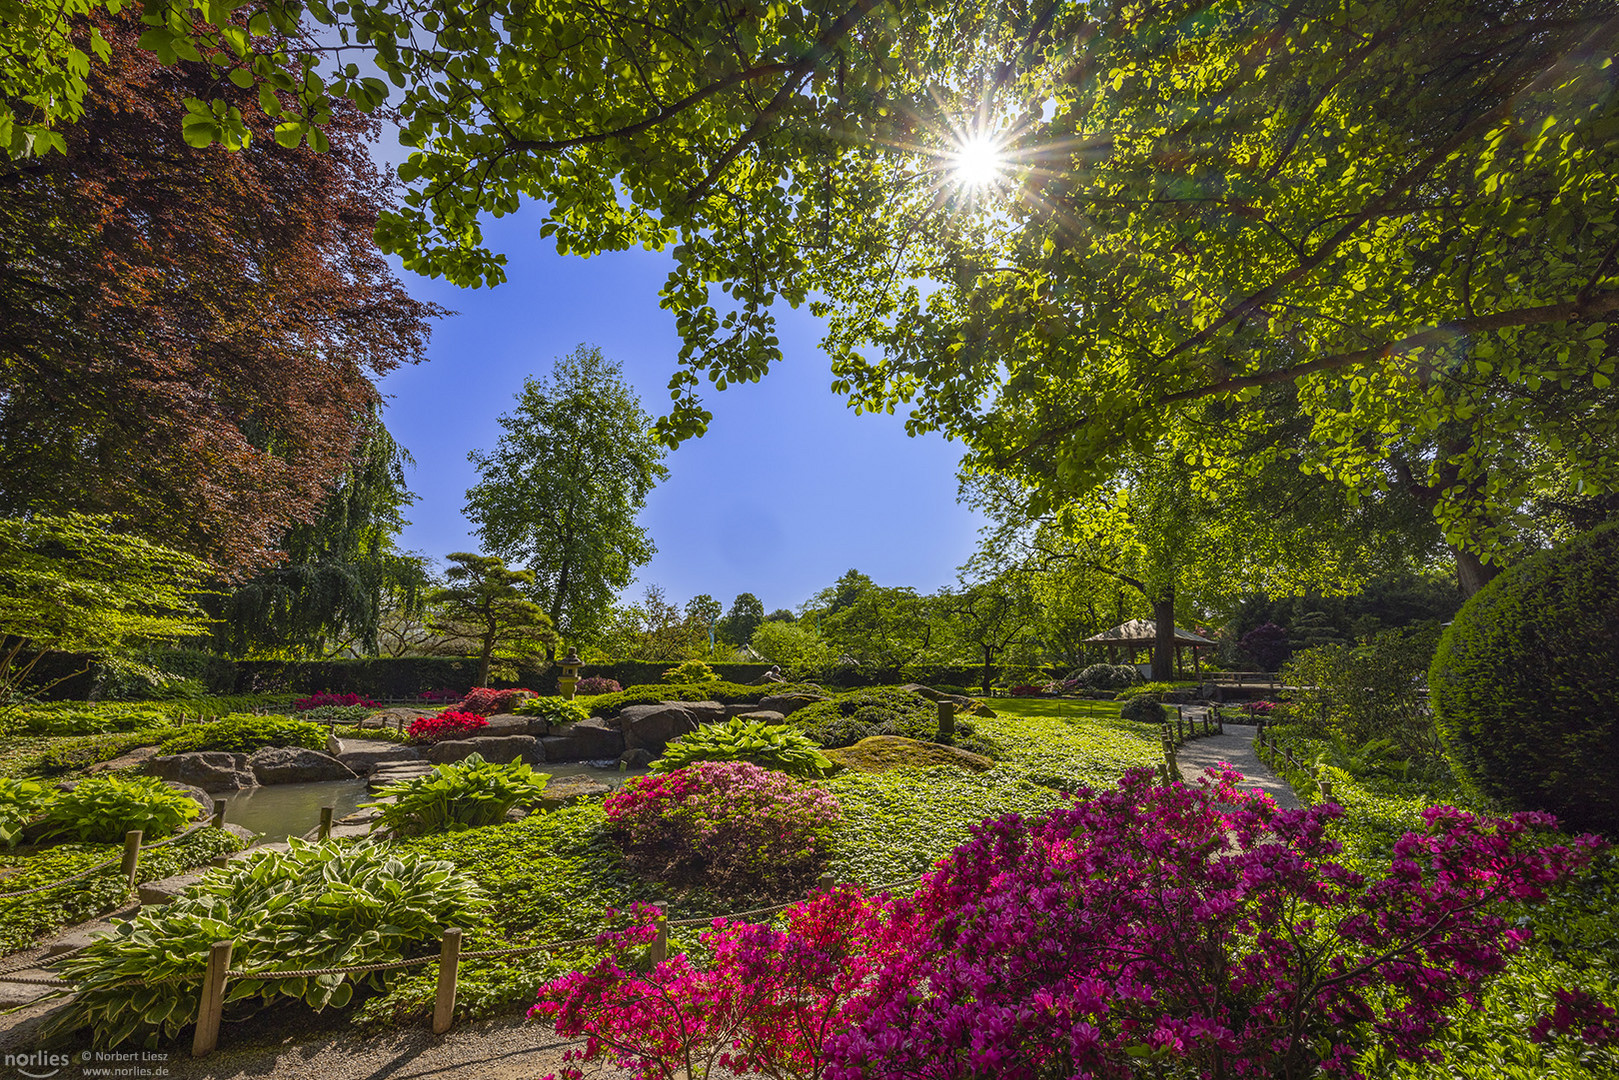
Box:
951 134 1006 188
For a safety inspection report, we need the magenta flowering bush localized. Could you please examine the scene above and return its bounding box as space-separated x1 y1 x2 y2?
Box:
540 767 1603 1080
604 761 841 899
458 686 534 716
533 888 893 1080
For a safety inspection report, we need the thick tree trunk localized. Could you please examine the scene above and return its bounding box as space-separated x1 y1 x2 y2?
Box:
547 556 570 665
1452 546 1501 598
983 646 995 698
1152 591 1176 682
477 636 494 687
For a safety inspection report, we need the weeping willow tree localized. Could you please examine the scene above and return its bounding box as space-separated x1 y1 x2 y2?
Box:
214 412 430 657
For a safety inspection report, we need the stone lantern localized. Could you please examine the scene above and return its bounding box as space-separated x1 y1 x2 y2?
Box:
558 647 583 700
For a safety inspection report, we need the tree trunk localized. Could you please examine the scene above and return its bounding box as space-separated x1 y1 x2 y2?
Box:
547 556 570 665
477 635 494 687
1452 546 1501 598
982 646 995 698
1152 591 1176 682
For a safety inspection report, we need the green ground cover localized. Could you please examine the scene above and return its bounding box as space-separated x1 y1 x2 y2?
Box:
1261 723 1619 1080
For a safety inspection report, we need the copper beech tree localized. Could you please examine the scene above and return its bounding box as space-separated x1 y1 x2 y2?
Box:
0 13 443 577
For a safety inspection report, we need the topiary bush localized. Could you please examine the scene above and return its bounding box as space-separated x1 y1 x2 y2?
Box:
41 775 200 844
364 753 550 836
585 681 817 717
653 718 836 778
605 761 841 900
661 660 718 684
1430 522 1619 835
788 688 997 756
1074 663 1141 691
156 715 327 756
1119 695 1167 724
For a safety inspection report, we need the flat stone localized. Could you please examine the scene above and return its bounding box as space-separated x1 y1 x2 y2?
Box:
336 807 383 825
539 717 624 761
138 869 206 905
675 700 727 724
85 744 160 774
249 747 356 785
536 776 613 810
723 702 762 718
618 748 655 769
146 752 255 793
735 710 787 725
422 735 543 766
336 744 422 775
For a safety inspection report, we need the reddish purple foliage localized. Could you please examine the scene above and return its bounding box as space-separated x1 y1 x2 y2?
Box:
575 676 622 695
458 687 534 716
1531 989 1619 1046
293 691 379 711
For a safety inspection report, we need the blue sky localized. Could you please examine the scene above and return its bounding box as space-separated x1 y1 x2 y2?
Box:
376 203 987 615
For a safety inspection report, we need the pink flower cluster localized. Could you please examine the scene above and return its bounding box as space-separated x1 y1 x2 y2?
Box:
1531 989 1619 1046
407 710 488 743
458 686 534 716
540 767 1605 1080
419 688 461 704
604 761 842 900
293 691 379 711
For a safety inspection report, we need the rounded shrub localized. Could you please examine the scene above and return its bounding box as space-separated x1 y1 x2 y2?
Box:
1430 523 1619 834
156 715 326 756
1075 663 1141 691
605 761 840 900
1119 695 1167 724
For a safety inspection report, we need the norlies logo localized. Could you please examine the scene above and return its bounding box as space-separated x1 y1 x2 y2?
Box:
2 1050 70 1078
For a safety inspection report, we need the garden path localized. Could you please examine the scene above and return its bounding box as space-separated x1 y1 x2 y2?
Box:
1174 724 1301 810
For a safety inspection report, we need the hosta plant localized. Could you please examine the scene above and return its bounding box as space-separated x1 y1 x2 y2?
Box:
54 839 485 1048
365 753 551 836
41 775 199 844
407 710 488 743
605 761 840 900
156 715 327 755
0 776 46 849
515 695 590 725
652 718 835 779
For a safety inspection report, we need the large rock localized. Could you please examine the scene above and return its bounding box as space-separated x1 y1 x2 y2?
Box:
147 752 255 793
675 700 727 725
618 748 655 769
248 747 357 785
617 704 698 753
536 775 613 810
723 702 762 719
423 735 544 766
758 693 827 716
86 744 161 775
735 710 787 725
469 714 534 738
336 745 423 775
539 718 625 761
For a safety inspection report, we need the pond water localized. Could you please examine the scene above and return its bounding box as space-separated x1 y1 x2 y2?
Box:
221 778 371 843
219 762 649 843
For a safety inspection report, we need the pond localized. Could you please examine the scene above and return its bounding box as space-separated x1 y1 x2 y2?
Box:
219 762 649 843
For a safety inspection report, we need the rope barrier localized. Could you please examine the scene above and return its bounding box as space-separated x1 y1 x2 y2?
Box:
0 819 215 900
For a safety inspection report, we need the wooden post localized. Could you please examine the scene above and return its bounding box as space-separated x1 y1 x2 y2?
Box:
818 872 836 892
936 700 956 741
192 940 234 1058
211 799 227 828
432 928 462 1035
649 916 669 966
319 806 334 841
121 830 143 890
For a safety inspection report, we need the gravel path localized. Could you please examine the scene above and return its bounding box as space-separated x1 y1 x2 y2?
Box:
1175 723 1301 809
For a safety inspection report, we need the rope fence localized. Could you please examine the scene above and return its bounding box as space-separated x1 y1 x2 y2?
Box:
1157 704 1224 783
0 816 216 900
1253 721 1334 801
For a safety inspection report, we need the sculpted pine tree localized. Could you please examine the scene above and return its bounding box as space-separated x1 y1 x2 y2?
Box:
464 346 668 649
0 13 441 576
428 554 555 687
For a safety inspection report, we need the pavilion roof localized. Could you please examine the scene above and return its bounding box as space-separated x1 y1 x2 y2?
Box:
1082 619 1216 646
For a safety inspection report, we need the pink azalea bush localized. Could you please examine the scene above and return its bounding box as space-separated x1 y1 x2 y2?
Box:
604 761 841 900
458 686 534 716
575 675 621 695
293 691 379 711
407 710 488 743
539 767 1604 1080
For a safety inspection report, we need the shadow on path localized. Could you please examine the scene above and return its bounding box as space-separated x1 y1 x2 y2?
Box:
1175 724 1302 810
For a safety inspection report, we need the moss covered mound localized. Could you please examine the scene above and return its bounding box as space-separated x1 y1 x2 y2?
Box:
824 736 995 775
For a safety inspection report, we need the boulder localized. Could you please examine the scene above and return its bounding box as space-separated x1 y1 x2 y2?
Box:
757 693 827 716
618 748 655 769
539 717 625 761
723 702 762 718
146 752 255 793
735 710 787 725
336 745 423 775
675 700 727 725
423 735 544 766
536 775 613 810
471 715 533 738
617 704 698 753
248 747 357 785
899 683 975 708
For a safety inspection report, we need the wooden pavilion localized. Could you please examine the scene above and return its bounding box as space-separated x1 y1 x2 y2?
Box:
1083 619 1217 678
